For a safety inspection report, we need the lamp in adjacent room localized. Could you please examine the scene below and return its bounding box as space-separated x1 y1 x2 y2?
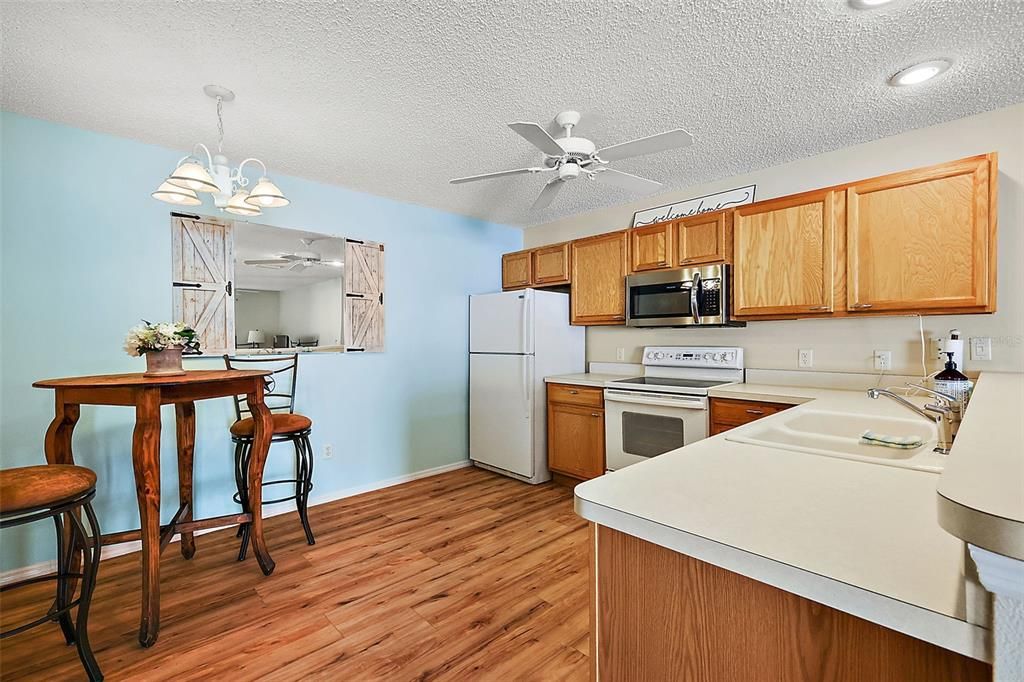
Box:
247 330 266 348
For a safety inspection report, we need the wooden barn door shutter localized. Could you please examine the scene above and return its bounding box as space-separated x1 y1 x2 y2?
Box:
171 214 235 355
344 239 385 352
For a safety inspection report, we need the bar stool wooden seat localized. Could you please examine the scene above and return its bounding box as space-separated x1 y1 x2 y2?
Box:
0 464 103 681
223 354 316 561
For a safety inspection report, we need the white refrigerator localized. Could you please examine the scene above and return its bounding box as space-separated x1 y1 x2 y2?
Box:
469 289 585 484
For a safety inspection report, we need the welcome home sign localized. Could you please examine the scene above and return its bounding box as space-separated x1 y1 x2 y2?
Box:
631 185 756 227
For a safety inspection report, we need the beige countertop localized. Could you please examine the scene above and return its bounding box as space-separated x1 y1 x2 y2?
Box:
575 380 998 661
936 372 1024 560
544 372 633 388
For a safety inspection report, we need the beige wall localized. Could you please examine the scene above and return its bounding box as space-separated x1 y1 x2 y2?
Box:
524 104 1024 375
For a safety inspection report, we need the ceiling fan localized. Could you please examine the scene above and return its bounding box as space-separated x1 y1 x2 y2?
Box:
449 111 693 210
243 238 342 272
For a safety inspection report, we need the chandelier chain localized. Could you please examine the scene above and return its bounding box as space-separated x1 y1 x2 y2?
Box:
216 96 224 153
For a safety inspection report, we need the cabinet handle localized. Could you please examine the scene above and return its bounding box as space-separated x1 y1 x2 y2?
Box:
745 409 765 415
568 389 579 394
852 303 873 309
591 413 601 418
808 306 829 311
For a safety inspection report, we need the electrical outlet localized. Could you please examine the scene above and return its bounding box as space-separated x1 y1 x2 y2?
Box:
873 350 892 371
798 349 813 368
615 347 626 361
970 337 992 361
323 444 334 460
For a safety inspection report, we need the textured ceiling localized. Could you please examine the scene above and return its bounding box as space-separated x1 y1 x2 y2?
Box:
2 1 1023 227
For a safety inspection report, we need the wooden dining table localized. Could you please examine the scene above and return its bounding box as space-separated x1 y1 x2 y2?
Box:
33 369 277 648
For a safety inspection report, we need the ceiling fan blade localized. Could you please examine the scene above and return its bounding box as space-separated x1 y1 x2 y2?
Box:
596 129 693 162
531 178 565 210
450 167 546 184
593 169 663 194
288 261 308 272
508 122 566 157
244 259 289 266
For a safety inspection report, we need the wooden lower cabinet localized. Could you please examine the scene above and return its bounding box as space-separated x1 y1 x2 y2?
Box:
593 525 990 682
710 397 793 434
571 230 630 325
547 383 605 480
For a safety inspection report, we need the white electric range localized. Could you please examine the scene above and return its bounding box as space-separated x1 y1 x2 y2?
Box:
604 346 744 471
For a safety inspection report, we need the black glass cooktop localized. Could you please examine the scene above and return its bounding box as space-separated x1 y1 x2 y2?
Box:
613 377 729 389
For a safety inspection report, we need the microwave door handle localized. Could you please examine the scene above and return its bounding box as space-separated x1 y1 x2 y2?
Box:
691 272 702 325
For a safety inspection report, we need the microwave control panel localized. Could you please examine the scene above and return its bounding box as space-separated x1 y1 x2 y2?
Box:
698 278 722 317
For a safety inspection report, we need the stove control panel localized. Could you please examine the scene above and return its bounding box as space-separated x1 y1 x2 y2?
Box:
641 346 744 370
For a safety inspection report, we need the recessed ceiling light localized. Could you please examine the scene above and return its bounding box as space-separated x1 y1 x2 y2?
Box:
849 0 896 8
888 59 953 86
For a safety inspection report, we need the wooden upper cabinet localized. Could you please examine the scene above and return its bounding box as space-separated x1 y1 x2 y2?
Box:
501 250 532 290
571 230 630 325
533 242 571 286
677 212 728 266
630 223 672 272
846 154 996 313
732 190 838 318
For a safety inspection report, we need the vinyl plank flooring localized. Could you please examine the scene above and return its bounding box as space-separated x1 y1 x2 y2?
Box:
0 466 588 680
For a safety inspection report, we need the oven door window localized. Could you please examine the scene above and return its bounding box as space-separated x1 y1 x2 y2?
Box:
621 411 686 458
629 281 693 320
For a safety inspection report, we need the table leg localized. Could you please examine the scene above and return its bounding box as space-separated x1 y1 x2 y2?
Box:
175 402 197 560
246 386 276 576
43 390 83 602
132 388 162 648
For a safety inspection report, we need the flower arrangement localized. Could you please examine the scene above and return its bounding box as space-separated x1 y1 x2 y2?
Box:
124 320 199 357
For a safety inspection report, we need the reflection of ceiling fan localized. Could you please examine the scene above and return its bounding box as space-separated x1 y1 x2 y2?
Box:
449 110 693 210
243 238 342 272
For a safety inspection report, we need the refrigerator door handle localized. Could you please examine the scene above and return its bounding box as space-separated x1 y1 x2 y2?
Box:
520 291 530 353
522 357 530 405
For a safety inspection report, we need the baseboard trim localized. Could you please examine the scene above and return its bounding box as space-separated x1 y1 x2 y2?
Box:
0 459 472 586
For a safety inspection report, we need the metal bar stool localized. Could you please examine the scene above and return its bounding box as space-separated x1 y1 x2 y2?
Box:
223 354 315 561
0 465 103 681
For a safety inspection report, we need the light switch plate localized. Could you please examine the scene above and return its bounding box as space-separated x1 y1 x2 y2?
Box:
970 337 992 361
798 349 813 368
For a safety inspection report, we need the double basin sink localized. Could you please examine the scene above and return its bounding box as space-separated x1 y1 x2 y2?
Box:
725 408 946 473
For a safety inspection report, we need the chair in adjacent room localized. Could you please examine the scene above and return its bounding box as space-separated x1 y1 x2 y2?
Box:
222 354 316 560
0 464 103 681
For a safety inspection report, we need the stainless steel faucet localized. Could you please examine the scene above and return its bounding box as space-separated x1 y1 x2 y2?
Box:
866 383 963 454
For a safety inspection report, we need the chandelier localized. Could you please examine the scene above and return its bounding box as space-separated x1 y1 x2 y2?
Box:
152 85 289 216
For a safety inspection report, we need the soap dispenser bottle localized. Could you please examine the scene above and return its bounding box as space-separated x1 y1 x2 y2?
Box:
933 352 973 405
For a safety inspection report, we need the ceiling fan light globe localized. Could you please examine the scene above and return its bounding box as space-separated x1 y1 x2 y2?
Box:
167 161 219 193
152 181 202 206
244 177 290 208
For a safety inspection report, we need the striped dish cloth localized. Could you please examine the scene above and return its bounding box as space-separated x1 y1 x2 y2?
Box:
860 430 924 449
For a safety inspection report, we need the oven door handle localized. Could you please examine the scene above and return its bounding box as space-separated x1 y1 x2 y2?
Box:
604 390 707 409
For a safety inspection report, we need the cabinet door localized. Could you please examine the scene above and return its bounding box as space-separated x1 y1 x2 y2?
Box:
846 155 994 313
630 223 672 272
548 402 605 480
533 242 571 286
732 190 837 317
676 212 727 266
502 250 532 290
571 231 629 325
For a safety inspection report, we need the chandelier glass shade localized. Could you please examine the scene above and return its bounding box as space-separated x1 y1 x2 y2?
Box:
152 87 289 215
225 190 261 216
151 181 202 206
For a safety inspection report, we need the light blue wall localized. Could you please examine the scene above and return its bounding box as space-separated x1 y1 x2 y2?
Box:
0 112 521 571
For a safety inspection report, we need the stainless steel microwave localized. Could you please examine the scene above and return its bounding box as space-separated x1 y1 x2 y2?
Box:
625 264 744 328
